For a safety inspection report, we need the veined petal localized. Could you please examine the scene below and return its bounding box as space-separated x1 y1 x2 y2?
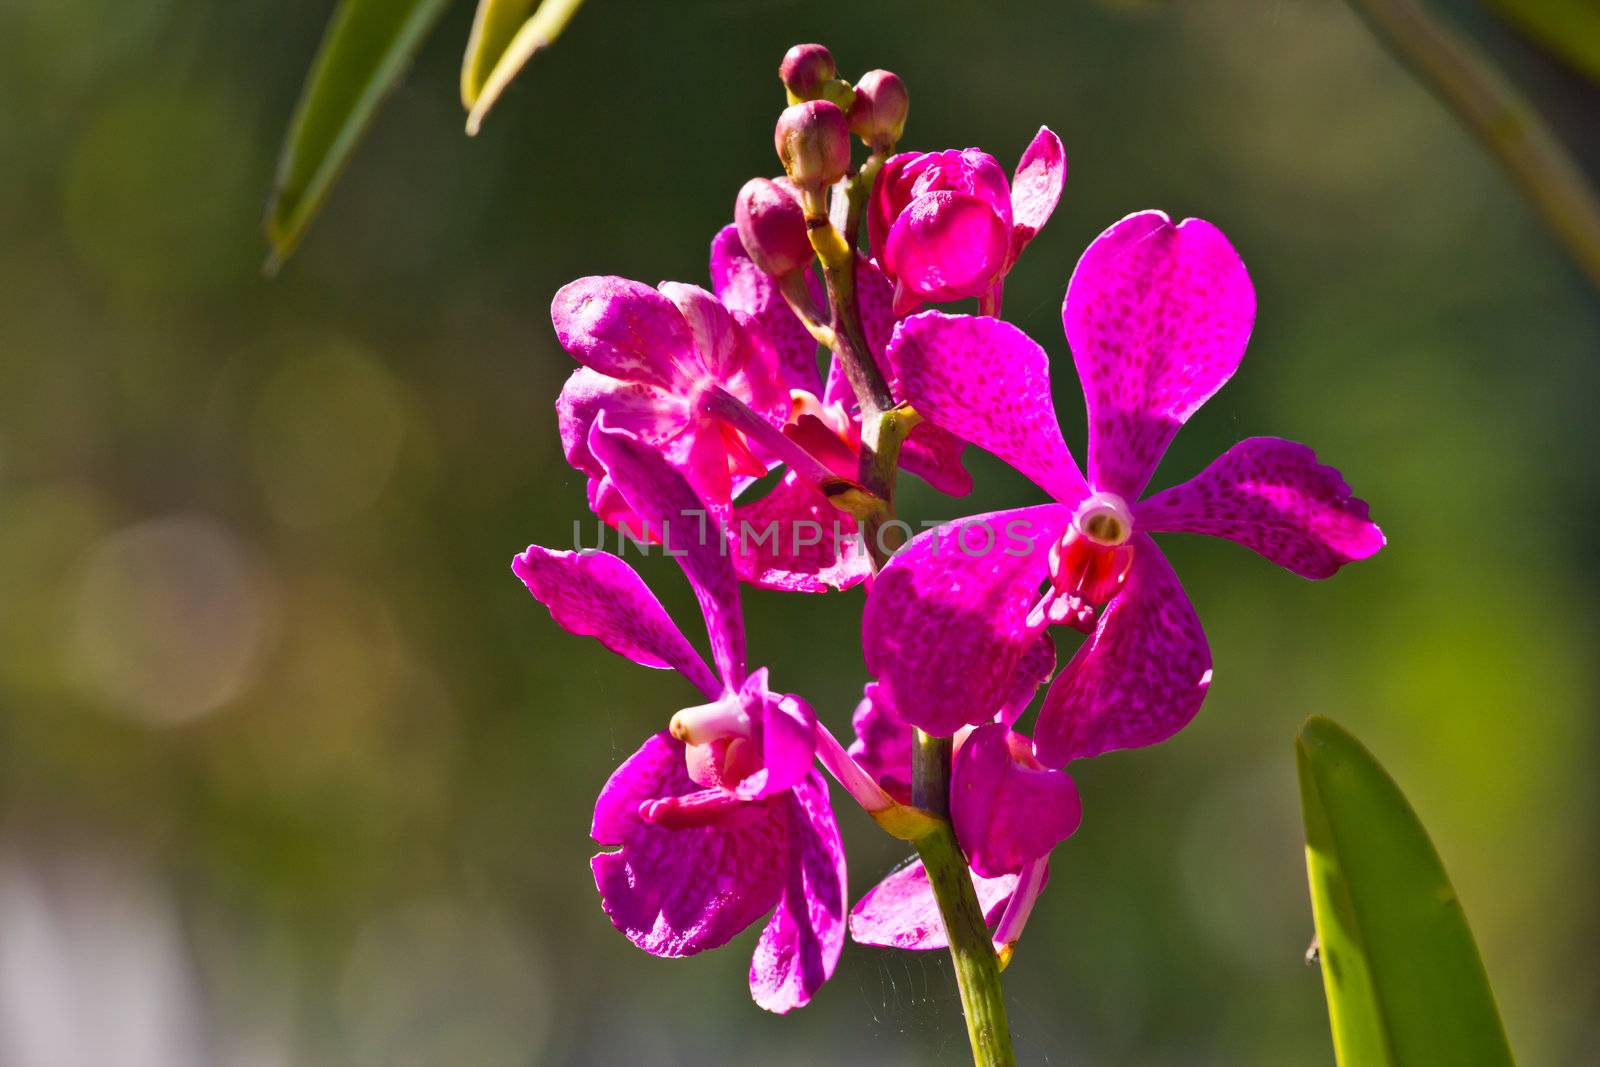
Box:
1034 536 1212 767
512 546 719 700
749 772 848 1013
1063 211 1256 499
863 505 1070 736
731 470 871 593
592 733 789 956
552 276 698 390
847 682 913 803
951 724 1081 879
710 225 823 394
1009 126 1066 261
589 423 747 689
1134 437 1385 579
849 860 1020 951
891 312 1088 504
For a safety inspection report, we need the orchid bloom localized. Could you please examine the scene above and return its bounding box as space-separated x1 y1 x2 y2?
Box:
864 211 1386 768
846 635 1077 955
868 127 1066 315
513 422 846 1013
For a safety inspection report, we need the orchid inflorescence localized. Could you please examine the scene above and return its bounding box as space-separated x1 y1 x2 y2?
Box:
513 40 1384 1054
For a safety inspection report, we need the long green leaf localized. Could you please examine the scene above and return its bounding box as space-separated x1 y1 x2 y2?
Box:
1296 716 1515 1067
264 0 454 273
1487 0 1600 84
461 0 587 135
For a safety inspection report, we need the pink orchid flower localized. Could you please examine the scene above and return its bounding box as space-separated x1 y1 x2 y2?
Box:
863 211 1386 768
868 127 1066 315
846 635 1077 954
514 422 846 1013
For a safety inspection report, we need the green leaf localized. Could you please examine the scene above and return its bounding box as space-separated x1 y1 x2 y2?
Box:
1296 716 1516 1067
1487 0 1600 84
461 0 587 136
264 0 454 273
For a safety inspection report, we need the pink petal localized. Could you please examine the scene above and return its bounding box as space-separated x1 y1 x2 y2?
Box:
863 505 1070 736
592 733 789 956
710 225 824 394
588 423 746 689
847 682 913 803
883 192 1012 303
1033 536 1212 766
512 545 720 700
735 670 818 800
867 153 916 267
1009 126 1066 261
951 724 1081 878
556 368 690 531
1063 211 1257 499
1134 437 1385 579
848 860 1019 951
900 421 974 497
552 276 698 390
731 470 871 593
658 281 739 380
999 631 1056 726
890 312 1089 504
749 772 848 1012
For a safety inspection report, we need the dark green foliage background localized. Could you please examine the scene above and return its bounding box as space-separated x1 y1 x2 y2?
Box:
0 1 1595 1063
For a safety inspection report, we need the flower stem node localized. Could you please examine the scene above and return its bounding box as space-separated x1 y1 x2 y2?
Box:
849 69 908 152
735 178 812 278
774 101 852 193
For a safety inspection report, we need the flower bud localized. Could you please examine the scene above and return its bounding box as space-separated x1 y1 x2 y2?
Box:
849 69 908 150
773 101 851 189
735 178 811 277
779 43 836 102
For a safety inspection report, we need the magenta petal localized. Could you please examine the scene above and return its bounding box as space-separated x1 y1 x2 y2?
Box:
884 192 1012 303
951 724 1081 878
736 671 818 800
556 368 690 530
848 860 1018 951
512 546 720 699
1064 211 1257 499
731 470 871 593
999 631 1056 726
847 682 913 803
749 772 847 1012
1009 126 1066 260
710 225 823 394
592 733 789 956
659 281 739 380
552 276 698 390
1034 536 1213 766
891 312 1088 504
1135 437 1386 579
863 504 1070 736
588 424 747 688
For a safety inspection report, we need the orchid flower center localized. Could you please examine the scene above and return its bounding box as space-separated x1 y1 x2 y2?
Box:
1033 494 1136 634
669 694 752 745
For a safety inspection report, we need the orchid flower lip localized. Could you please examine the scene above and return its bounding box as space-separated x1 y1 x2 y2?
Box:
669 693 752 745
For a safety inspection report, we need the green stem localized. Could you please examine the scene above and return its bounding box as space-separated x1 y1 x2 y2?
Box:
1347 0 1600 293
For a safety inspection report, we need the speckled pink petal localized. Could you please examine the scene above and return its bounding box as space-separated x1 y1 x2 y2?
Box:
1009 126 1065 261
863 504 1070 736
552 276 698 390
731 470 871 592
512 545 720 700
749 772 847 1012
589 423 747 689
951 724 1082 878
592 733 789 956
1063 211 1257 499
847 682 913 803
1135 437 1385 579
999 631 1056 726
883 192 1012 304
555 368 690 530
890 312 1089 503
710 225 824 394
848 860 1020 951
1033 535 1212 766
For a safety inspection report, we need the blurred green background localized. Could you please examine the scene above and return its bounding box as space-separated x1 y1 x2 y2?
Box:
2 1 1597 1063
